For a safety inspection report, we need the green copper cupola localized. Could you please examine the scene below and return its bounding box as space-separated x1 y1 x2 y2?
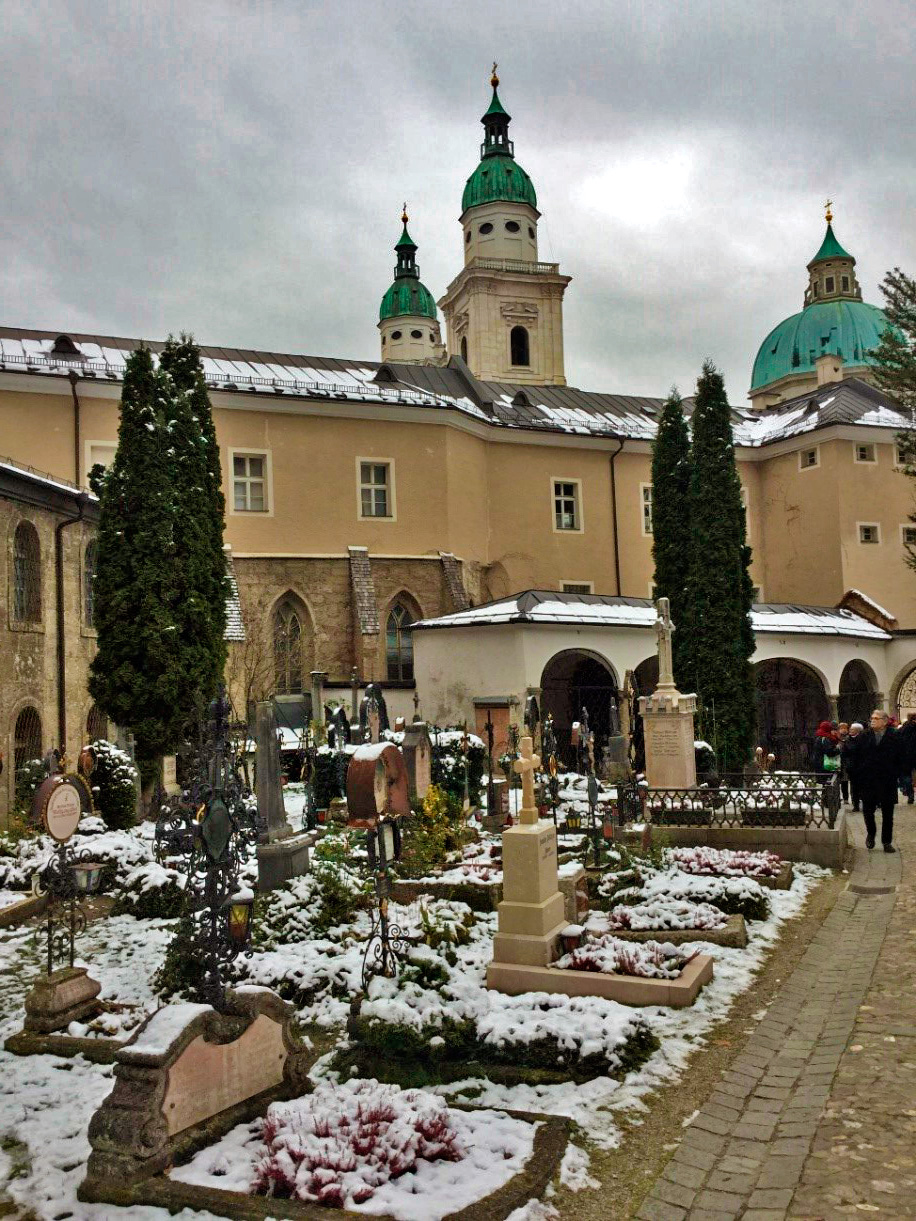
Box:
378 205 443 364
480 64 514 159
461 67 537 214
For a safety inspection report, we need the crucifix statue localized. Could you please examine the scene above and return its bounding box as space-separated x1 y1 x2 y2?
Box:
513 735 541 825
655 597 675 689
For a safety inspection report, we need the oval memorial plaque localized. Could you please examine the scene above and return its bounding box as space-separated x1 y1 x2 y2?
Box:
33 775 89 841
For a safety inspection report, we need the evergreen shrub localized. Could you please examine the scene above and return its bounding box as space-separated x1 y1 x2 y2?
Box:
88 739 139 830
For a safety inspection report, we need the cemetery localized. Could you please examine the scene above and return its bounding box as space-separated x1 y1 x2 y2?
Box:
0 590 843 1221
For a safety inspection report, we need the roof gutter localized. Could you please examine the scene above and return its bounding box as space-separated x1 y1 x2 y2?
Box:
55 491 89 751
609 440 625 595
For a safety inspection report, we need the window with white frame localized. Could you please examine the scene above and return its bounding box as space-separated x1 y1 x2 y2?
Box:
896 442 908 467
561 582 593 595
799 447 819 470
359 461 392 518
901 525 916 547
858 523 881 545
640 484 653 535
232 452 268 512
854 442 876 464
553 479 581 531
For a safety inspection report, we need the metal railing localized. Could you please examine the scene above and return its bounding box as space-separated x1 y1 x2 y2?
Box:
620 773 841 830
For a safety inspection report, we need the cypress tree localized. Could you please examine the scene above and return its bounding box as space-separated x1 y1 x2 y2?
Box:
159 335 227 715
684 360 756 770
650 388 691 687
88 347 185 777
871 268 916 572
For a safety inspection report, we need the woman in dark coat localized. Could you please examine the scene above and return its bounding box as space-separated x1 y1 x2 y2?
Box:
813 721 840 778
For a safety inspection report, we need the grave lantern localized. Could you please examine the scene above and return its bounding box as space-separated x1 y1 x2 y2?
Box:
225 889 254 947
73 860 106 895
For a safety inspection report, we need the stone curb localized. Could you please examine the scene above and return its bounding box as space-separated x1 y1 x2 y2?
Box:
0 893 47 929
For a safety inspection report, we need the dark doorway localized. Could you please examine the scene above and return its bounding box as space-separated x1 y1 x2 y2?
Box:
838 660 878 726
755 658 830 771
540 650 618 767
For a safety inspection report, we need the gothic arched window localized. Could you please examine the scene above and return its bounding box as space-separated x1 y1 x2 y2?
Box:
14 706 42 773
84 539 98 628
12 521 41 623
86 704 107 742
386 604 414 682
510 325 530 367
273 600 303 695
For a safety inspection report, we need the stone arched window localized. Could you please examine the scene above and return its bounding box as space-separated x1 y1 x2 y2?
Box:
460 336 468 363
84 539 98 628
14 706 42 773
86 704 107 742
12 521 41 623
386 603 415 682
510 325 530 367
273 599 304 695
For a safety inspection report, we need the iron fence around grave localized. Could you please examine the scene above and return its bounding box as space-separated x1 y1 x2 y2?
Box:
619 773 841 830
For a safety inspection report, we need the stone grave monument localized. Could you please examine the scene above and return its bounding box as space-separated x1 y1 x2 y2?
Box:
401 720 432 802
639 598 697 788
487 736 567 992
254 701 313 892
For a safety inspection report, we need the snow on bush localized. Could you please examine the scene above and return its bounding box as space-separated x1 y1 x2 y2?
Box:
556 934 692 979
112 861 185 918
252 1081 464 1206
604 898 727 931
666 847 783 878
613 869 771 923
87 739 139 830
0 817 154 892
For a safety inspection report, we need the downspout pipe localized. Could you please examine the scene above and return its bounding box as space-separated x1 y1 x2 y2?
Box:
68 369 81 485
55 491 89 752
609 439 625 595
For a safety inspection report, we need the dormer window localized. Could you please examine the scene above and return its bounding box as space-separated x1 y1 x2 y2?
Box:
50 334 83 359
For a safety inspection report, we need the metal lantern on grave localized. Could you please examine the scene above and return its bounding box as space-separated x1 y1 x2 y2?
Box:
157 689 260 1012
346 742 410 990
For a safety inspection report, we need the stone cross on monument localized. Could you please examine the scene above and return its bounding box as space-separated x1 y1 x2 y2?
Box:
513 736 540 825
656 597 675 688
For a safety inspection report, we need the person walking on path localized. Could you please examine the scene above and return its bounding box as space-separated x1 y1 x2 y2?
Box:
858 709 902 851
813 720 840 777
843 722 864 811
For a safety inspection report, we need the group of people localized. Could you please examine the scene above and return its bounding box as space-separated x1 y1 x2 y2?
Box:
813 712 916 853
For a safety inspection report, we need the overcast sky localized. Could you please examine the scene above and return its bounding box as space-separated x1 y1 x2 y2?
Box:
3 0 913 403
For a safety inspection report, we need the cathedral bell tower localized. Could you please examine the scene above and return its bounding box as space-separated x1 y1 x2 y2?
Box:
378 207 445 364
438 68 571 385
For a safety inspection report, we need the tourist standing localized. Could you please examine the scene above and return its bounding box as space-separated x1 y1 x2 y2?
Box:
897 713 916 804
813 720 840 777
857 710 901 852
836 722 850 804
843 723 864 811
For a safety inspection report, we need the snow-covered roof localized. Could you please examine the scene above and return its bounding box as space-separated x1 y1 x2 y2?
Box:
0 455 100 506
0 328 905 449
415 590 892 640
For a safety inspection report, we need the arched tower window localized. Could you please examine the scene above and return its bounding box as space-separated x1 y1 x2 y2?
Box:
460 336 468 363
12 521 41 623
84 539 98 628
14 706 42 774
273 599 303 695
510 326 530 367
86 704 107 742
386 604 415 681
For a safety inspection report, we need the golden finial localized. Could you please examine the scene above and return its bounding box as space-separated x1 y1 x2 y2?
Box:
491 61 499 88
825 198 833 224
401 201 408 225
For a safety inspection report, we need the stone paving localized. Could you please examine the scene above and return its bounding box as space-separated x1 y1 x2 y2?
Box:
637 808 910 1220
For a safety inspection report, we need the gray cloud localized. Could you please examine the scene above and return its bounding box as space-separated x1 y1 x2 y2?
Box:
2 0 913 402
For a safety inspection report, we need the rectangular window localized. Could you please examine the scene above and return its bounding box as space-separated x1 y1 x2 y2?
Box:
359 461 391 518
854 443 876 464
553 479 581 532
640 484 653 536
825 276 835 293
901 525 916 547
561 582 593 595
895 443 907 467
858 523 881 545
841 275 850 292
84 441 117 487
232 452 268 511
799 447 819 470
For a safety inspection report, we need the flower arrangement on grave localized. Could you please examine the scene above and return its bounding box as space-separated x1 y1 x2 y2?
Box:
396 783 464 878
603 898 728 932
555 933 695 979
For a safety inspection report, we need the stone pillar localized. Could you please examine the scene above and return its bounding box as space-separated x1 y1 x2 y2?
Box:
640 688 697 788
310 671 328 727
829 694 840 721
255 702 292 843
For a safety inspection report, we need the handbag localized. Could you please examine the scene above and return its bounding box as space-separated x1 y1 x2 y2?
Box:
823 754 841 772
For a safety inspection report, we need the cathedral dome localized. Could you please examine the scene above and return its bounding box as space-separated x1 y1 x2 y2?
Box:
751 299 889 392
378 278 437 321
461 154 537 213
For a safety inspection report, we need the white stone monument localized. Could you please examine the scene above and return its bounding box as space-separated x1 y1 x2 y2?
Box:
639 598 697 788
487 736 568 991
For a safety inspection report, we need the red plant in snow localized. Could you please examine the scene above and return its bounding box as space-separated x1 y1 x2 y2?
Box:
251 1081 465 1208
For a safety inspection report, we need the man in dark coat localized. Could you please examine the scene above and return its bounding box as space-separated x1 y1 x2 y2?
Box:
857 710 902 852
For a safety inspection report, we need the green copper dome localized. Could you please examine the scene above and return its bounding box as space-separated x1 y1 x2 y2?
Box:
379 278 437 321
462 154 537 212
751 299 889 391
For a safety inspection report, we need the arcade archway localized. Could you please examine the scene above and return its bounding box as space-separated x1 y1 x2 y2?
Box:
755 658 830 771
540 650 618 767
837 660 879 727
